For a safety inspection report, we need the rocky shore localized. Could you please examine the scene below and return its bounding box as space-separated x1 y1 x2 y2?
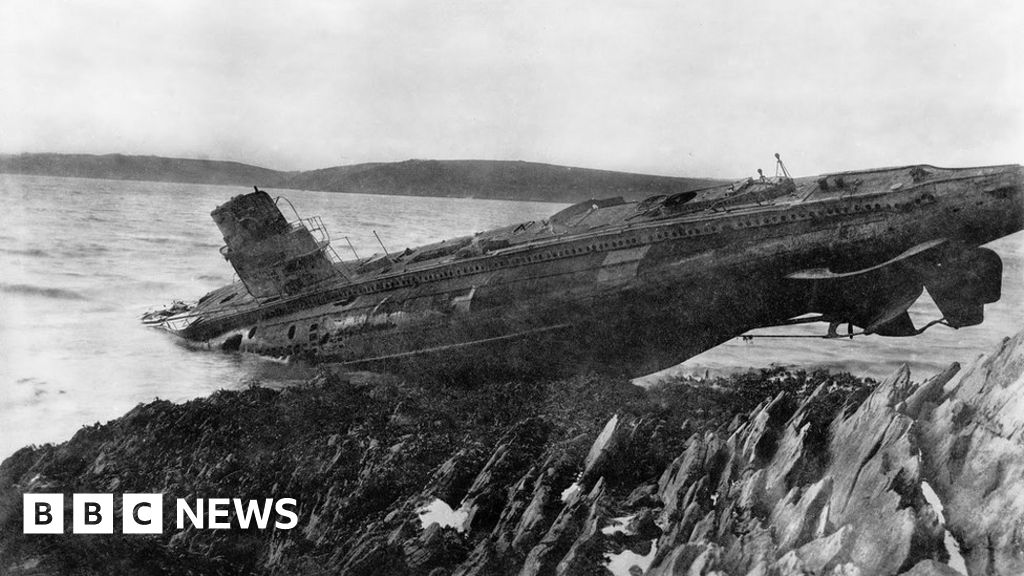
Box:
3 330 1024 575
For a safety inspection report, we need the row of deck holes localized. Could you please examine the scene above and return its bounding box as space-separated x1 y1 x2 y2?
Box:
335 200 917 297
358 227 714 293
245 199 910 347
373 240 632 292
729 202 900 228
242 199 928 351
247 199 906 344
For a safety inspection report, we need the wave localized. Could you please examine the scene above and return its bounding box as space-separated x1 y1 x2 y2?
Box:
59 244 110 256
0 247 50 258
196 274 229 282
0 282 88 301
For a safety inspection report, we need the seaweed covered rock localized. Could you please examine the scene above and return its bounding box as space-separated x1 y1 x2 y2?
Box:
4 331 1024 575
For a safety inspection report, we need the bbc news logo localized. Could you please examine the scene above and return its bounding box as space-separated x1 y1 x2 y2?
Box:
24 494 298 534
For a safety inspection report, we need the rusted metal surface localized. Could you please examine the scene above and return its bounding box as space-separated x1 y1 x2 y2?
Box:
143 163 1024 380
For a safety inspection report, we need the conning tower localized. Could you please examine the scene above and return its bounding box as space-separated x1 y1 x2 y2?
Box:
211 188 342 299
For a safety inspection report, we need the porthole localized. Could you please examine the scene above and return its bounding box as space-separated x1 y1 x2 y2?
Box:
287 325 296 340
247 326 257 339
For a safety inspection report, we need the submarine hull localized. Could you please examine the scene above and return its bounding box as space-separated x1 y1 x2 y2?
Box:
146 163 1024 381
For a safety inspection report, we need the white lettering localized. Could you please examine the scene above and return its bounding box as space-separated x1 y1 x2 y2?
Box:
123 494 163 534
73 494 113 534
176 498 204 529
23 494 63 534
207 498 231 529
274 498 298 529
233 499 273 529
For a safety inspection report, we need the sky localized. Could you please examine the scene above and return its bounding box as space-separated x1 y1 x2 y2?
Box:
1 0 1021 178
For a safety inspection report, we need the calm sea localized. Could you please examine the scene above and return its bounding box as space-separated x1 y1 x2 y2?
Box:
1 174 1022 457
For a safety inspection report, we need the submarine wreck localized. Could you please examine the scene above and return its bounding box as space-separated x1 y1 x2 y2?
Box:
143 157 1024 380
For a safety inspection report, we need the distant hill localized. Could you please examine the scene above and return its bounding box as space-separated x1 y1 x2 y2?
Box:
0 153 284 187
0 153 724 203
284 159 723 203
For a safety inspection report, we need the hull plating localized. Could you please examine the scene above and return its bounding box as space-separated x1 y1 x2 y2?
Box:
145 163 1024 380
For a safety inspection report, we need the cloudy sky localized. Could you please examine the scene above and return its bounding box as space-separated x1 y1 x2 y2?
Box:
1 0 1021 177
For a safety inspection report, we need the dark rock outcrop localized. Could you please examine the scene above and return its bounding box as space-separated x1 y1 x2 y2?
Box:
3 332 1024 575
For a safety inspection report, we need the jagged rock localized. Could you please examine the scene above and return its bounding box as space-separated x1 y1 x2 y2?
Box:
578 414 641 486
640 361 959 576
422 444 488 508
519 478 606 576
553 485 605 575
402 522 468 574
918 331 1024 576
647 542 722 576
774 524 855 574
624 483 660 509
461 418 551 534
900 559 964 576
770 477 832 552
900 364 959 420
338 535 409 576
627 509 661 540
657 433 723 527
687 510 716 543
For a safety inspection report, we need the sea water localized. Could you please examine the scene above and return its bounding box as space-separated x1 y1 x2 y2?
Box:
1 174 1022 458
